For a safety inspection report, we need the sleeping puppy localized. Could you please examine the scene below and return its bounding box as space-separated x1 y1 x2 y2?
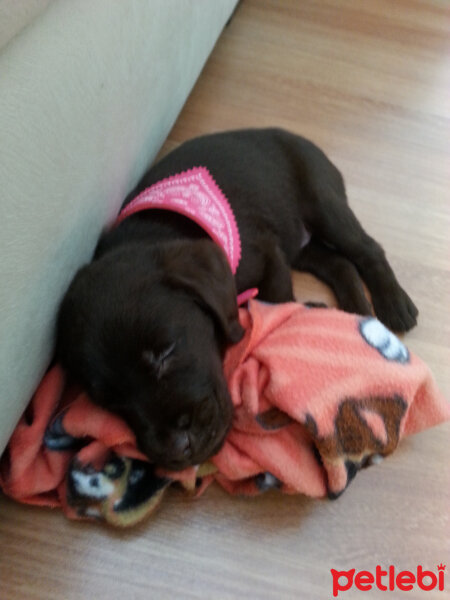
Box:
56 128 418 470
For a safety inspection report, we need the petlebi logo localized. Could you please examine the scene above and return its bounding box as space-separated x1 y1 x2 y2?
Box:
330 564 446 597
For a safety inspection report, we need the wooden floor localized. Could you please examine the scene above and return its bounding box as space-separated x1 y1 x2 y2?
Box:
1 1 449 598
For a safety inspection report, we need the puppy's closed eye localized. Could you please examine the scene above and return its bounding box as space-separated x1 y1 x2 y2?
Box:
142 342 176 378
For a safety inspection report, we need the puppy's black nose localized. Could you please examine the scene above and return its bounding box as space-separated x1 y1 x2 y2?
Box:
169 431 192 459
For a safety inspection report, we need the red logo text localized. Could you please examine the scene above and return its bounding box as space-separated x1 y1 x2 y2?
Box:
330 564 446 597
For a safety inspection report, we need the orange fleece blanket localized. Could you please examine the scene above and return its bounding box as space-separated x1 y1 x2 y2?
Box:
1 301 448 527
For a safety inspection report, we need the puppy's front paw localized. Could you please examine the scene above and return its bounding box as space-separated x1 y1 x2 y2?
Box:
372 285 418 332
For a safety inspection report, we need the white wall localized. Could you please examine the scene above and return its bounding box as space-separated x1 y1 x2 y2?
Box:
0 0 237 453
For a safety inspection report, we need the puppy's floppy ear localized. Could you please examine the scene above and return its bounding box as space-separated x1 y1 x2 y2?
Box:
163 240 244 345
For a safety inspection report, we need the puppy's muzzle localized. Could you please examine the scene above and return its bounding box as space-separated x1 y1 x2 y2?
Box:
167 430 192 462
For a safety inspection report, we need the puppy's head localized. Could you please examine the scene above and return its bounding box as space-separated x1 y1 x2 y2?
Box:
56 239 244 470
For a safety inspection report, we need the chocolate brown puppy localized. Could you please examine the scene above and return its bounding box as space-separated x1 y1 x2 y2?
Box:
56 128 417 470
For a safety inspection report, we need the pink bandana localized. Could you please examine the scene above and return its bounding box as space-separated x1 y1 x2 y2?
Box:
115 167 258 305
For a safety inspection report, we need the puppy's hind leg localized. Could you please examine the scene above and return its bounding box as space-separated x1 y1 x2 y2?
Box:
304 187 418 332
294 237 373 316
